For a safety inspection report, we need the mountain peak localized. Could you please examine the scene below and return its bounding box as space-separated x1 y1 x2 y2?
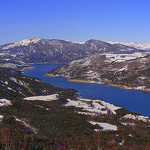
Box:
2 38 41 50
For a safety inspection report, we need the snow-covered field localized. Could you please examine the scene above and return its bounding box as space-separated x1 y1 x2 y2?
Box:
120 114 150 123
104 53 147 63
24 94 58 101
89 121 117 131
0 99 12 107
64 98 122 115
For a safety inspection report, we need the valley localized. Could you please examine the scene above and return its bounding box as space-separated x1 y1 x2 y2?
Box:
0 38 150 149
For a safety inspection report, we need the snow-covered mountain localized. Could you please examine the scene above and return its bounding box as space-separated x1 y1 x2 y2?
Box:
47 53 150 92
2 38 41 50
108 41 150 51
0 38 146 64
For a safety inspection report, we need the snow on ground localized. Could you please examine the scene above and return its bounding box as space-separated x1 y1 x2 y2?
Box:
85 71 101 82
0 63 17 69
24 94 58 101
4 81 8 85
128 134 133 137
77 111 98 116
99 100 121 114
89 121 117 131
64 98 122 115
9 77 25 86
0 115 3 124
69 57 91 67
15 117 37 134
120 114 150 123
118 139 124 145
104 53 146 63
118 67 128 71
0 115 3 120
73 41 85 44
121 122 135 126
0 99 12 107
133 86 146 90
0 80 8 85
7 87 16 92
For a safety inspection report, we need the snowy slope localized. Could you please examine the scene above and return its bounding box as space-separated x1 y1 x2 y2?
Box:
2 38 41 50
89 121 117 131
64 97 122 115
108 41 150 51
47 53 150 92
0 67 62 99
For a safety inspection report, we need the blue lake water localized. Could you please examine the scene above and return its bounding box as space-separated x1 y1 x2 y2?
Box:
23 64 150 116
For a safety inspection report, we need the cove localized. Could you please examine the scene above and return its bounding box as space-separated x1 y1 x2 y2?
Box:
23 64 150 116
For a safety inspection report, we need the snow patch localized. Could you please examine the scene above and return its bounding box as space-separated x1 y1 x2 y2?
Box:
64 98 122 115
7 87 16 92
24 94 58 101
121 114 150 122
73 41 85 44
89 121 117 131
15 117 37 134
0 63 17 69
0 99 12 107
133 86 146 90
0 115 3 120
104 53 146 63
121 122 135 126
118 139 124 145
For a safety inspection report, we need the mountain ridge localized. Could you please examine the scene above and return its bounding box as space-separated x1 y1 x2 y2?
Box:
0 38 147 64
108 41 150 51
46 53 150 92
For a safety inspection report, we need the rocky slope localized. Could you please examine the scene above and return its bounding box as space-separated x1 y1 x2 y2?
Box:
0 67 62 99
0 38 145 64
47 53 150 92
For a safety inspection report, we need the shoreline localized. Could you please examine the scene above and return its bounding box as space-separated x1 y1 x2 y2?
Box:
107 84 150 93
46 74 150 93
68 78 105 84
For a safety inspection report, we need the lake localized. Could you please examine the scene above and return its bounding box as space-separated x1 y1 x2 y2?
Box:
23 64 150 116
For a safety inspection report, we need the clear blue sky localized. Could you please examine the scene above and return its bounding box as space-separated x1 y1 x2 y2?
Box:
0 0 150 44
